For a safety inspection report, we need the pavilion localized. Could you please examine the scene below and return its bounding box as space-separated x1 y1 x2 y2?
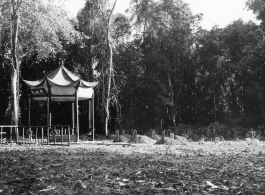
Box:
23 65 98 142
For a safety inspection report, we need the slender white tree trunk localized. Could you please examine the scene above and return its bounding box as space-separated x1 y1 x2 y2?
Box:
10 0 20 125
104 48 112 136
11 69 19 124
167 71 176 133
0 3 2 58
104 0 117 136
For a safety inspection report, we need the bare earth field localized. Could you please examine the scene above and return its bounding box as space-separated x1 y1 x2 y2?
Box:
0 140 265 194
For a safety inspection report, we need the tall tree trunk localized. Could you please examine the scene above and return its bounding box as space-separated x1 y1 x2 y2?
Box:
104 0 117 136
241 81 245 116
87 0 93 82
104 38 112 136
85 0 93 135
213 89 216 121
167 71 177 134
10 0 19 125
181 59 185 122
0 3 2 57
262 63 265 118
11 69 19 124
87 39 93 80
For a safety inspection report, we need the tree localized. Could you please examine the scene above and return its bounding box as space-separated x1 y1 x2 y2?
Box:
192 18 265 127
127 0 201 132
0 0 81 124
103 0 117 136
77 0 98 81
78 0 118 136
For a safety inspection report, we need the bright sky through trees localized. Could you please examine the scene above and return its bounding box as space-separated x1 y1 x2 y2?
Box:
64 0 259 30
185 0 258 29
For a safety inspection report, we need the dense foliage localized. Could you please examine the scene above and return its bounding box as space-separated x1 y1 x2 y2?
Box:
1 0 265 137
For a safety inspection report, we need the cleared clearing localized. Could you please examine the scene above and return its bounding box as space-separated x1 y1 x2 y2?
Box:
0 140 265 194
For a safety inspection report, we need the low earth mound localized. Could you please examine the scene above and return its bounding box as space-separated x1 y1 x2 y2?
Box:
82 134 107 141
113 134 131 142
136 135 156 144
114 134 156 144
155 137 186 145
154 134 162 140
174 135 189 143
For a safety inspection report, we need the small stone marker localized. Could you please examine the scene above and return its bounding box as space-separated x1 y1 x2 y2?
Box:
151 130 156 140
133 130 137 143
162 130 165 142
170 133 174 139
148 130 152 138
121 129 125 135
115 130 120 141
167 129 171 137
131 130 133 140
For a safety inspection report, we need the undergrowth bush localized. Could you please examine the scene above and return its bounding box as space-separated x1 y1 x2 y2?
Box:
246 129 261 140
124 120 264 142
207 122 226 138
175 122 257 141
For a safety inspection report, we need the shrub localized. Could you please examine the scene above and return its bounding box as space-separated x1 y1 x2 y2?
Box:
246 128 261 140
207 122 226 138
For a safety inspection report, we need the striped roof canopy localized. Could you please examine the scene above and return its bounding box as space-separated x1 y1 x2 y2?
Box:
23 66 98 102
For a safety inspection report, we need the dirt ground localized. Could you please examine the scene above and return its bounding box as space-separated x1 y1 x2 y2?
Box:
0 139 265 194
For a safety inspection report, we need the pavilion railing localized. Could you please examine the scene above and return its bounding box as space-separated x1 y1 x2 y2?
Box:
0 125 17 145
0 125 77 146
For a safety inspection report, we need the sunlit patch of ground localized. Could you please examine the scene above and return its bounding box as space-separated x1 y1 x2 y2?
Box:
0 140 265 194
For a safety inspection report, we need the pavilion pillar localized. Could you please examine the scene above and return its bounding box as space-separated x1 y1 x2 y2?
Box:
47 80 51 126
72 102 75 129
47 97 49 126
88 99 92 130
75 86 79 143
49 104 51 126
28 98 31 126
92 92 95 141
47 98 51 126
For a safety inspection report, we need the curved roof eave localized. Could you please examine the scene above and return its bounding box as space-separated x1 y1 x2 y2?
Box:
23 66 98 89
